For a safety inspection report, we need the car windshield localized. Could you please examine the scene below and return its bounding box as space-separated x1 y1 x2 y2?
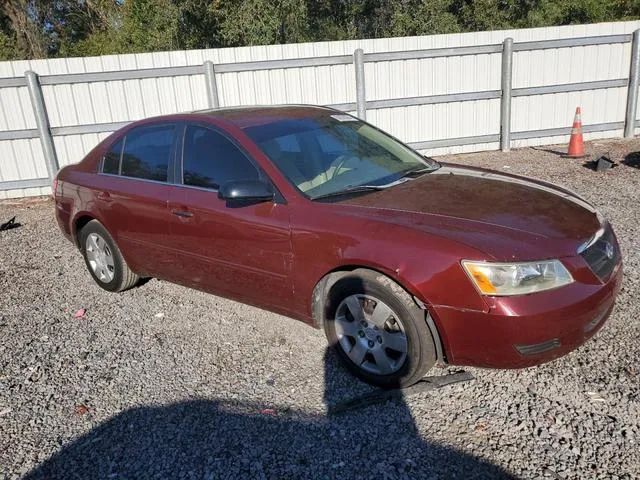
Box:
243 113 439 199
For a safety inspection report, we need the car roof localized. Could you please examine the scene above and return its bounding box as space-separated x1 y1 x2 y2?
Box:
193 104 339 129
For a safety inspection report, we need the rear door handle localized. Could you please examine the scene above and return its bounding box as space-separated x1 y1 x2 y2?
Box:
171 209 193 218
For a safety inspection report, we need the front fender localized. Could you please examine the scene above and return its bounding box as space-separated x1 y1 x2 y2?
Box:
291 207 489 320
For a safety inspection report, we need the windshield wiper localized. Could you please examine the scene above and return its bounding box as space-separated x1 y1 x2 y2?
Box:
312 185 387 201
398 166 437 179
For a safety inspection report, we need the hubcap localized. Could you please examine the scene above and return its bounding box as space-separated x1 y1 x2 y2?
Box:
334 294 408 375
85 233 115 283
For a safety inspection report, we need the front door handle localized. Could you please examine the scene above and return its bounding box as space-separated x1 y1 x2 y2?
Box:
171 209 193 218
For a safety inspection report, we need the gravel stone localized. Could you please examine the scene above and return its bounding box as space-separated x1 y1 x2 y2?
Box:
1 138 639 479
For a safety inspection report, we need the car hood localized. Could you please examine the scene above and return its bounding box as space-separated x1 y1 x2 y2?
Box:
335 164 601 260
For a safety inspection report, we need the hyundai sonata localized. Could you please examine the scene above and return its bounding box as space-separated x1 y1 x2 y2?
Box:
53 106 622 387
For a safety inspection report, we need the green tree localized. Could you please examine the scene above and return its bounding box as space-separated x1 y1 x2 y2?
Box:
0 8 17 60
176 0 224 49
2 0 48 59
453 0 638 31
56 0 123 56
219 0 310 46
384 0 462 37
306 0 353 40
118 0 180 52
526 0 619 27
0 31 16 61
0 0 638 61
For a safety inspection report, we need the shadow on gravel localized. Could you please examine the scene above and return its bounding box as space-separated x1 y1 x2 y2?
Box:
531 146 568 156
24 348 514 479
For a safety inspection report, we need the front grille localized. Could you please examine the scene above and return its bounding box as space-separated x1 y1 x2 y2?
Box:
580 227 620 281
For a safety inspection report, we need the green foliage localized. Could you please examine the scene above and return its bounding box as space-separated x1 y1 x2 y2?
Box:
525 0 617 27
452 0 640 31
0 31 17 61
119 0 180 52
176 0 224 49
219 0 310 46
0 0 638 60
0 8 17 60
385 0 462 36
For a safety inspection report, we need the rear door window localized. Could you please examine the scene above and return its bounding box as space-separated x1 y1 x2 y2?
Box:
182 125 259 190
120 125 175 182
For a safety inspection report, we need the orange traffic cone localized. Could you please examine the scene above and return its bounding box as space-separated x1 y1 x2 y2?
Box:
567 107 585 158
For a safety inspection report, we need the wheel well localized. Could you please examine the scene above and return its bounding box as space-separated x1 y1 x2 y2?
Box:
311 266 411 326
73 215 95 247
311 266 447 363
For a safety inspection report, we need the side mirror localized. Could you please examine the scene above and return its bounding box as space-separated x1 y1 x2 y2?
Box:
218 180 275 203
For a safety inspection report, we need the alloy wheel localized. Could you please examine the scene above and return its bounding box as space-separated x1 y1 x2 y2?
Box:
85 233 115 283
334 294 408 375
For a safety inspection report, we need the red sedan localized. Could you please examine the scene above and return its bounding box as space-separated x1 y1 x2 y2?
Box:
53 106 622 387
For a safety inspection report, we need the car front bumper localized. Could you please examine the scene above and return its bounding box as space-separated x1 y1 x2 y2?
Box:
431 260 623 369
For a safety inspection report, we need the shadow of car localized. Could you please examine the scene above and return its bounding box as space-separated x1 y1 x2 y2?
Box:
25 349 515 479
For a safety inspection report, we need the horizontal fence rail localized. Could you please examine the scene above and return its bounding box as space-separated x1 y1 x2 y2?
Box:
38 65 204 85
408 134 501 150
511 121 627 140
0 129 38 141
0 77 27 88
363 44 503 62
365 90 502 109
511 79 628 97
0 178 51 190
1 27 639 193
512 33 633 51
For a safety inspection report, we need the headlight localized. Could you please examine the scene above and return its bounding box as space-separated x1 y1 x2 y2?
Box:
461 260 573 296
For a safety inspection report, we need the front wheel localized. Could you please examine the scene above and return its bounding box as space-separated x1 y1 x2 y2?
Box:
323 271 436 388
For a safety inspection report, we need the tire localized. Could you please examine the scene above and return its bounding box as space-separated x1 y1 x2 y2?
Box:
79 220 139 292
323 270 436 388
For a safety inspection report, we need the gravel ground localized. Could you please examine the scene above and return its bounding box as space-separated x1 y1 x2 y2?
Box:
1 138 639 479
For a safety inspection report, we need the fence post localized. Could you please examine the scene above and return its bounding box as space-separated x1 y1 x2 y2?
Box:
354 48 366 120
204 61 220 109
25 70 59 181
500 38 514 152
624 29 640 138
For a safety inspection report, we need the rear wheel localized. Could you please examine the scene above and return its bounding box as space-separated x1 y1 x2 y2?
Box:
323 271 436 388
79 220 139 292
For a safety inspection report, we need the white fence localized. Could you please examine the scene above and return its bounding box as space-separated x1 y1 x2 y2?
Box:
1 20 640 199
